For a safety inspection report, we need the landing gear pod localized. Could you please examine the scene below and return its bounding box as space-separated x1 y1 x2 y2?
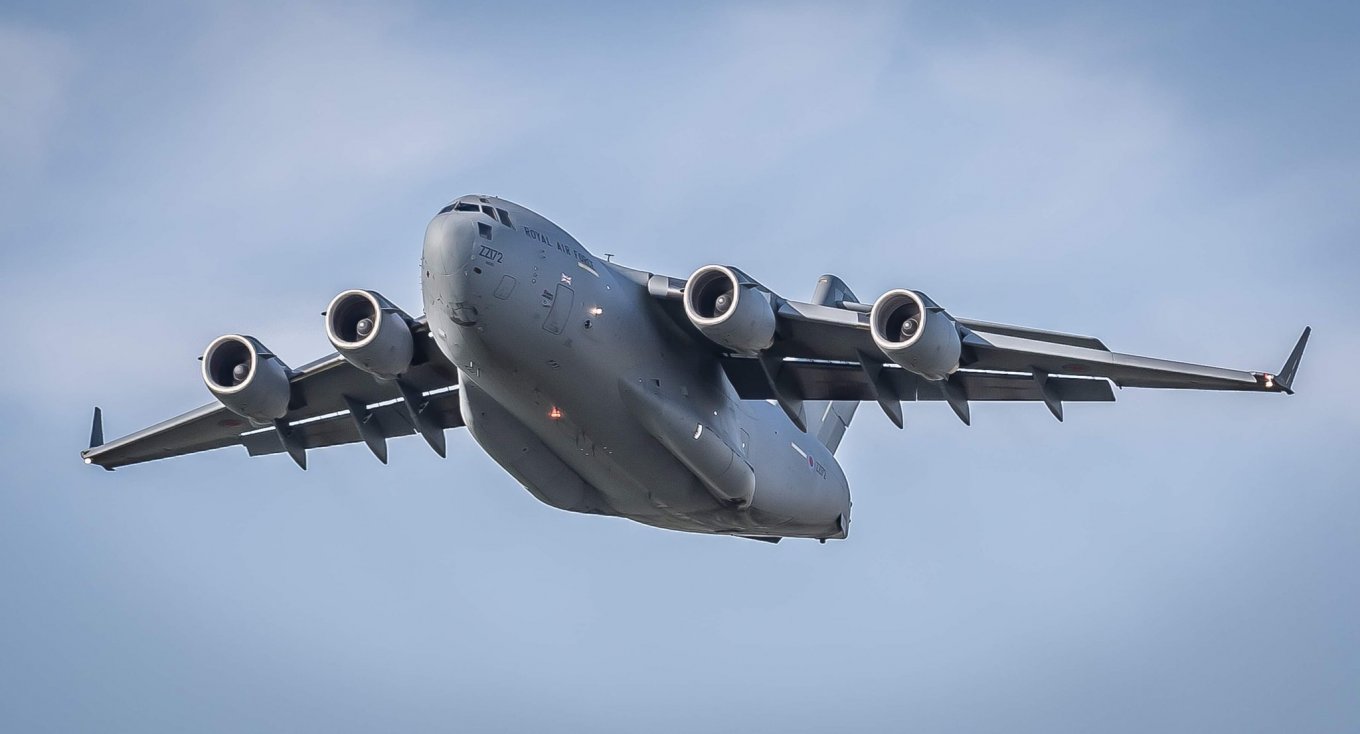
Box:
869 289 962 381
202 334 292 423
325 289 415 380
683 265 777 354
618 378 756 508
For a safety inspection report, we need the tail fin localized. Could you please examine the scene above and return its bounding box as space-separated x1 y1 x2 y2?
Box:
806 275 861 453
807 400 857 453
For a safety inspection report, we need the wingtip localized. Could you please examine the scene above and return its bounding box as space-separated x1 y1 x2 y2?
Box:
1258 327 1309 395
1277 326 1310 394
89 406 104 449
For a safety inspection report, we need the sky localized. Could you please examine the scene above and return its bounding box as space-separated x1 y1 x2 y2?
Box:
2 1 1358 731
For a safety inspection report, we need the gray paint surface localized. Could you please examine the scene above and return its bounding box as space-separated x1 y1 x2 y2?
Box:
3 2 1359 732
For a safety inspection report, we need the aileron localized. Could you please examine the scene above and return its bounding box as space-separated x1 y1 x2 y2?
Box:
242 388 463 461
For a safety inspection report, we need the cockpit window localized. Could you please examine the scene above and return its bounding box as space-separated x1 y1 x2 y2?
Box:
441 200 508 226
478 222 492 240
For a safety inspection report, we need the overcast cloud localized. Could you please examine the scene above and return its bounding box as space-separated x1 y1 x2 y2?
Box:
2 2 1357 732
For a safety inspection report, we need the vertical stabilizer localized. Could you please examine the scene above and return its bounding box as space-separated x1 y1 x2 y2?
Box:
808 400 856 453
806 275 860 454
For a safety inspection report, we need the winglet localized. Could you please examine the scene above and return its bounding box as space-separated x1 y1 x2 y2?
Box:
1275 327 1310 395
83 407 114 471
89 407 104 449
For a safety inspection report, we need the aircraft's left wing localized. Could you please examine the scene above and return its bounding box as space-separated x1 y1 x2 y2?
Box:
81 320 462 470
770 297 1310 392
640 270 1308 429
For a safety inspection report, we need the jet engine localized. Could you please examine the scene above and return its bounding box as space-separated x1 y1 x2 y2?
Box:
325 289 414 380
683 265 776 354
869 289 961 381
202 334 292 422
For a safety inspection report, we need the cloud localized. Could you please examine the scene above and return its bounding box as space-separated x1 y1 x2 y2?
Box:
0 23 76 171
82 3 548 242
0 3 555 409
910 40 1185 251
170 5 532 192
607 4 901 213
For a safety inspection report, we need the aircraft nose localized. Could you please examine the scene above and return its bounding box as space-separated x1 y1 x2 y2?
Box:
424 212 476 276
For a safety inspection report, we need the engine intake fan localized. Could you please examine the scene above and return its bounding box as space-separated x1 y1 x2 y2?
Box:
325 289 415 380
682 265 777 354
202 334 292 423
869 289 961 381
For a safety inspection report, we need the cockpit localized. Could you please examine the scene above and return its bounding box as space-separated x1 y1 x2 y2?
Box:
438 198 514 229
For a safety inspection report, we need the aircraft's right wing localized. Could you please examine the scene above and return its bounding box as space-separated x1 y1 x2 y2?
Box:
81 319 462 470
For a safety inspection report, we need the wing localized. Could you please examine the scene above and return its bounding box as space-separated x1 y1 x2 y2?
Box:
643 270 1309 428
81 320 463 470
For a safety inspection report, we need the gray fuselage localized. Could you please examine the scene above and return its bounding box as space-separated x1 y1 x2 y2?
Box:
421 195 850 539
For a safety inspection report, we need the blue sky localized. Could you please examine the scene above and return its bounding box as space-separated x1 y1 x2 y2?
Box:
2 2 1358 731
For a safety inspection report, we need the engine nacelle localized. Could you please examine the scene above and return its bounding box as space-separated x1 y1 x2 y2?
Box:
325 289 414 380
869 289 962 381
202 334 292 423
683 265 777 354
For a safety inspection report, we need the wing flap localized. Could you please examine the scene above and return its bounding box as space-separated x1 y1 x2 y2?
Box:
271 321 457 422
917 372 1115 402
721 357 1115 403
241 388 464 458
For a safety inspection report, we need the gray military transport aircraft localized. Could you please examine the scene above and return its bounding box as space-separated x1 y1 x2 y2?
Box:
82 195 1310 542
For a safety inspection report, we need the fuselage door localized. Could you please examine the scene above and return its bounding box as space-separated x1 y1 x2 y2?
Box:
544 283 575 335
